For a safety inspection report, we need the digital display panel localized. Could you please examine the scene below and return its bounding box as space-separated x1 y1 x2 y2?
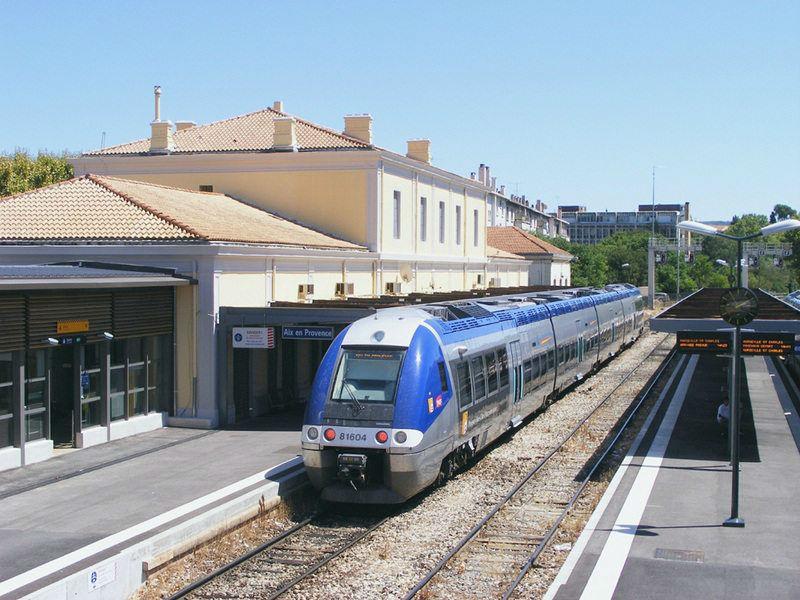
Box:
740 332 796 356
677 331 732 354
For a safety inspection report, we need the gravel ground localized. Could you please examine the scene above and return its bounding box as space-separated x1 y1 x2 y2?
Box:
282 331 670 600
133 331 670 600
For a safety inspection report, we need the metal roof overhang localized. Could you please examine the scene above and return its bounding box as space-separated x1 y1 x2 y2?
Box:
0 276 192 290
650 317 800 334
649 287 800 334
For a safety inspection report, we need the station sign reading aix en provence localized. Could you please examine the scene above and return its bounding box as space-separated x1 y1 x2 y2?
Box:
282 326 335 340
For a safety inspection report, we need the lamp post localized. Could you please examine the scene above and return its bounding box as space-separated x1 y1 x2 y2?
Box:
677 218 800 528
651 165 666 238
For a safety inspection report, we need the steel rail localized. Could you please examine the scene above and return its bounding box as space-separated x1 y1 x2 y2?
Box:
403 334 676 600
267 513 392 599
502 346 683 598
167 510 393 600
166 514 316 600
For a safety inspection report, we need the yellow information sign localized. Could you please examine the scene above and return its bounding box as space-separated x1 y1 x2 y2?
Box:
57 320 89 334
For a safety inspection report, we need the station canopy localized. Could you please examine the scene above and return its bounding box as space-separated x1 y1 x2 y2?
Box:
650 288 800 333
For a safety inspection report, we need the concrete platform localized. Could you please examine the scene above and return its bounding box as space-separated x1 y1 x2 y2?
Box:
546 353 800 600
0 414 305 600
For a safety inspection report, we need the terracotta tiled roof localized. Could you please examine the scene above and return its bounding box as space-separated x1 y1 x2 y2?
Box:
487 226 573 259
0 175 365 250
487 246 528 261
85 108 371 155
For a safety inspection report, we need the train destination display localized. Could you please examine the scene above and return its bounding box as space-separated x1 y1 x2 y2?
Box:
739 332 797 356
677 331 732 354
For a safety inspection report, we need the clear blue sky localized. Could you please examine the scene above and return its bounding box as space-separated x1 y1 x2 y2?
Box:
3 1 798 221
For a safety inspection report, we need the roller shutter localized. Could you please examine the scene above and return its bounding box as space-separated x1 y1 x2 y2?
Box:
27 291 113 348
112 287 174 338
0 293 26 352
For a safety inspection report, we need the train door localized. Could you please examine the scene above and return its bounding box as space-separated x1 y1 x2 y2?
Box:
509 340 523 404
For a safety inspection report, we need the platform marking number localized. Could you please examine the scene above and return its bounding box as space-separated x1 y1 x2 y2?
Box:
87 562 116 592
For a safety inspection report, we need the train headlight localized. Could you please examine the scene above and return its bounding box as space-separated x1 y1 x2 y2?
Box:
307 427 319 440
394 430 407 444
323 428 336 441
375 430 388 444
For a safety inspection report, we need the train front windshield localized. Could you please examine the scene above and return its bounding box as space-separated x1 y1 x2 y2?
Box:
331 349 405 403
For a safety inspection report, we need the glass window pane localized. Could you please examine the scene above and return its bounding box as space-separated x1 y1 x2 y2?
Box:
81 400 101 427
471 356 486 400
330 349 405 403
111 364 125 421
0 417 12 448
25 350 47 409
498 349 509 388
457 362 472 409
486 353 498 393
128 363 146 416
26 413 45 441
111 392 125 421
0 352 12 418
147 334 172 414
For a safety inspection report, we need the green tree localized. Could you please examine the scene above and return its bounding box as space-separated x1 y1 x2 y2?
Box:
0 150 73 197
597 230 650 286
773 204 797 220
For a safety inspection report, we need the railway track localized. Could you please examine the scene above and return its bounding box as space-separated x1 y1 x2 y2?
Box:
403 334 678 600
166 511 392 600
163 334 674 600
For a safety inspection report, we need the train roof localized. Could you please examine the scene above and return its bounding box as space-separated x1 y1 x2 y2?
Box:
415 285 640 341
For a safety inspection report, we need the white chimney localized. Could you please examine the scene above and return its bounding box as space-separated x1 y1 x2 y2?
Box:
485 165 491 187
175 121 196 131
478 164 487 184
470 172 476 180
343 114 373 144
272 100 284 112
273 117 297 151
499 185 506 195
153 85 162 121
406 139 431 163
149 86 174 154
491 176 496 191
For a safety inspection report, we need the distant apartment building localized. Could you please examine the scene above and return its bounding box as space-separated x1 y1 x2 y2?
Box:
473 164 570 241
557 203 691 244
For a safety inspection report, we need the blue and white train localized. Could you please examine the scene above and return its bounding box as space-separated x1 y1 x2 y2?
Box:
302 284 645 504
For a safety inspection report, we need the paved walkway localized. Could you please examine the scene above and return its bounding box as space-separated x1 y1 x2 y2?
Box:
547 354 800 600
0 415 302 595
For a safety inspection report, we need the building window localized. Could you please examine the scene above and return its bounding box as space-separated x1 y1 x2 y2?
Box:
393 191 402 239
0 352 12 448
81 344 102 428
455 206 462 245
199 185 213 192
25 350 47 441
473 209 479 247
420 197 427 242
110 341 126 421
439 201 446 244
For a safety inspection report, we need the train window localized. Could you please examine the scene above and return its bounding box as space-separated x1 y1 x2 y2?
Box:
330 349 405 403
438 361 449 392
523 359 533 385
531 355 541 380
486 353 498 393
456 362 472 409
471 356 486 400
548 349 556 370
498 349 509 388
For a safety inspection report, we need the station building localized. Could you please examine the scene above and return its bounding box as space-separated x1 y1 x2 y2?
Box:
70 96 511 296
0 174 532 466
0 263 189 469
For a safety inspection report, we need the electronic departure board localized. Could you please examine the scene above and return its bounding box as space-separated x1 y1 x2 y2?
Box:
739 332 797 356
677 331 732 354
